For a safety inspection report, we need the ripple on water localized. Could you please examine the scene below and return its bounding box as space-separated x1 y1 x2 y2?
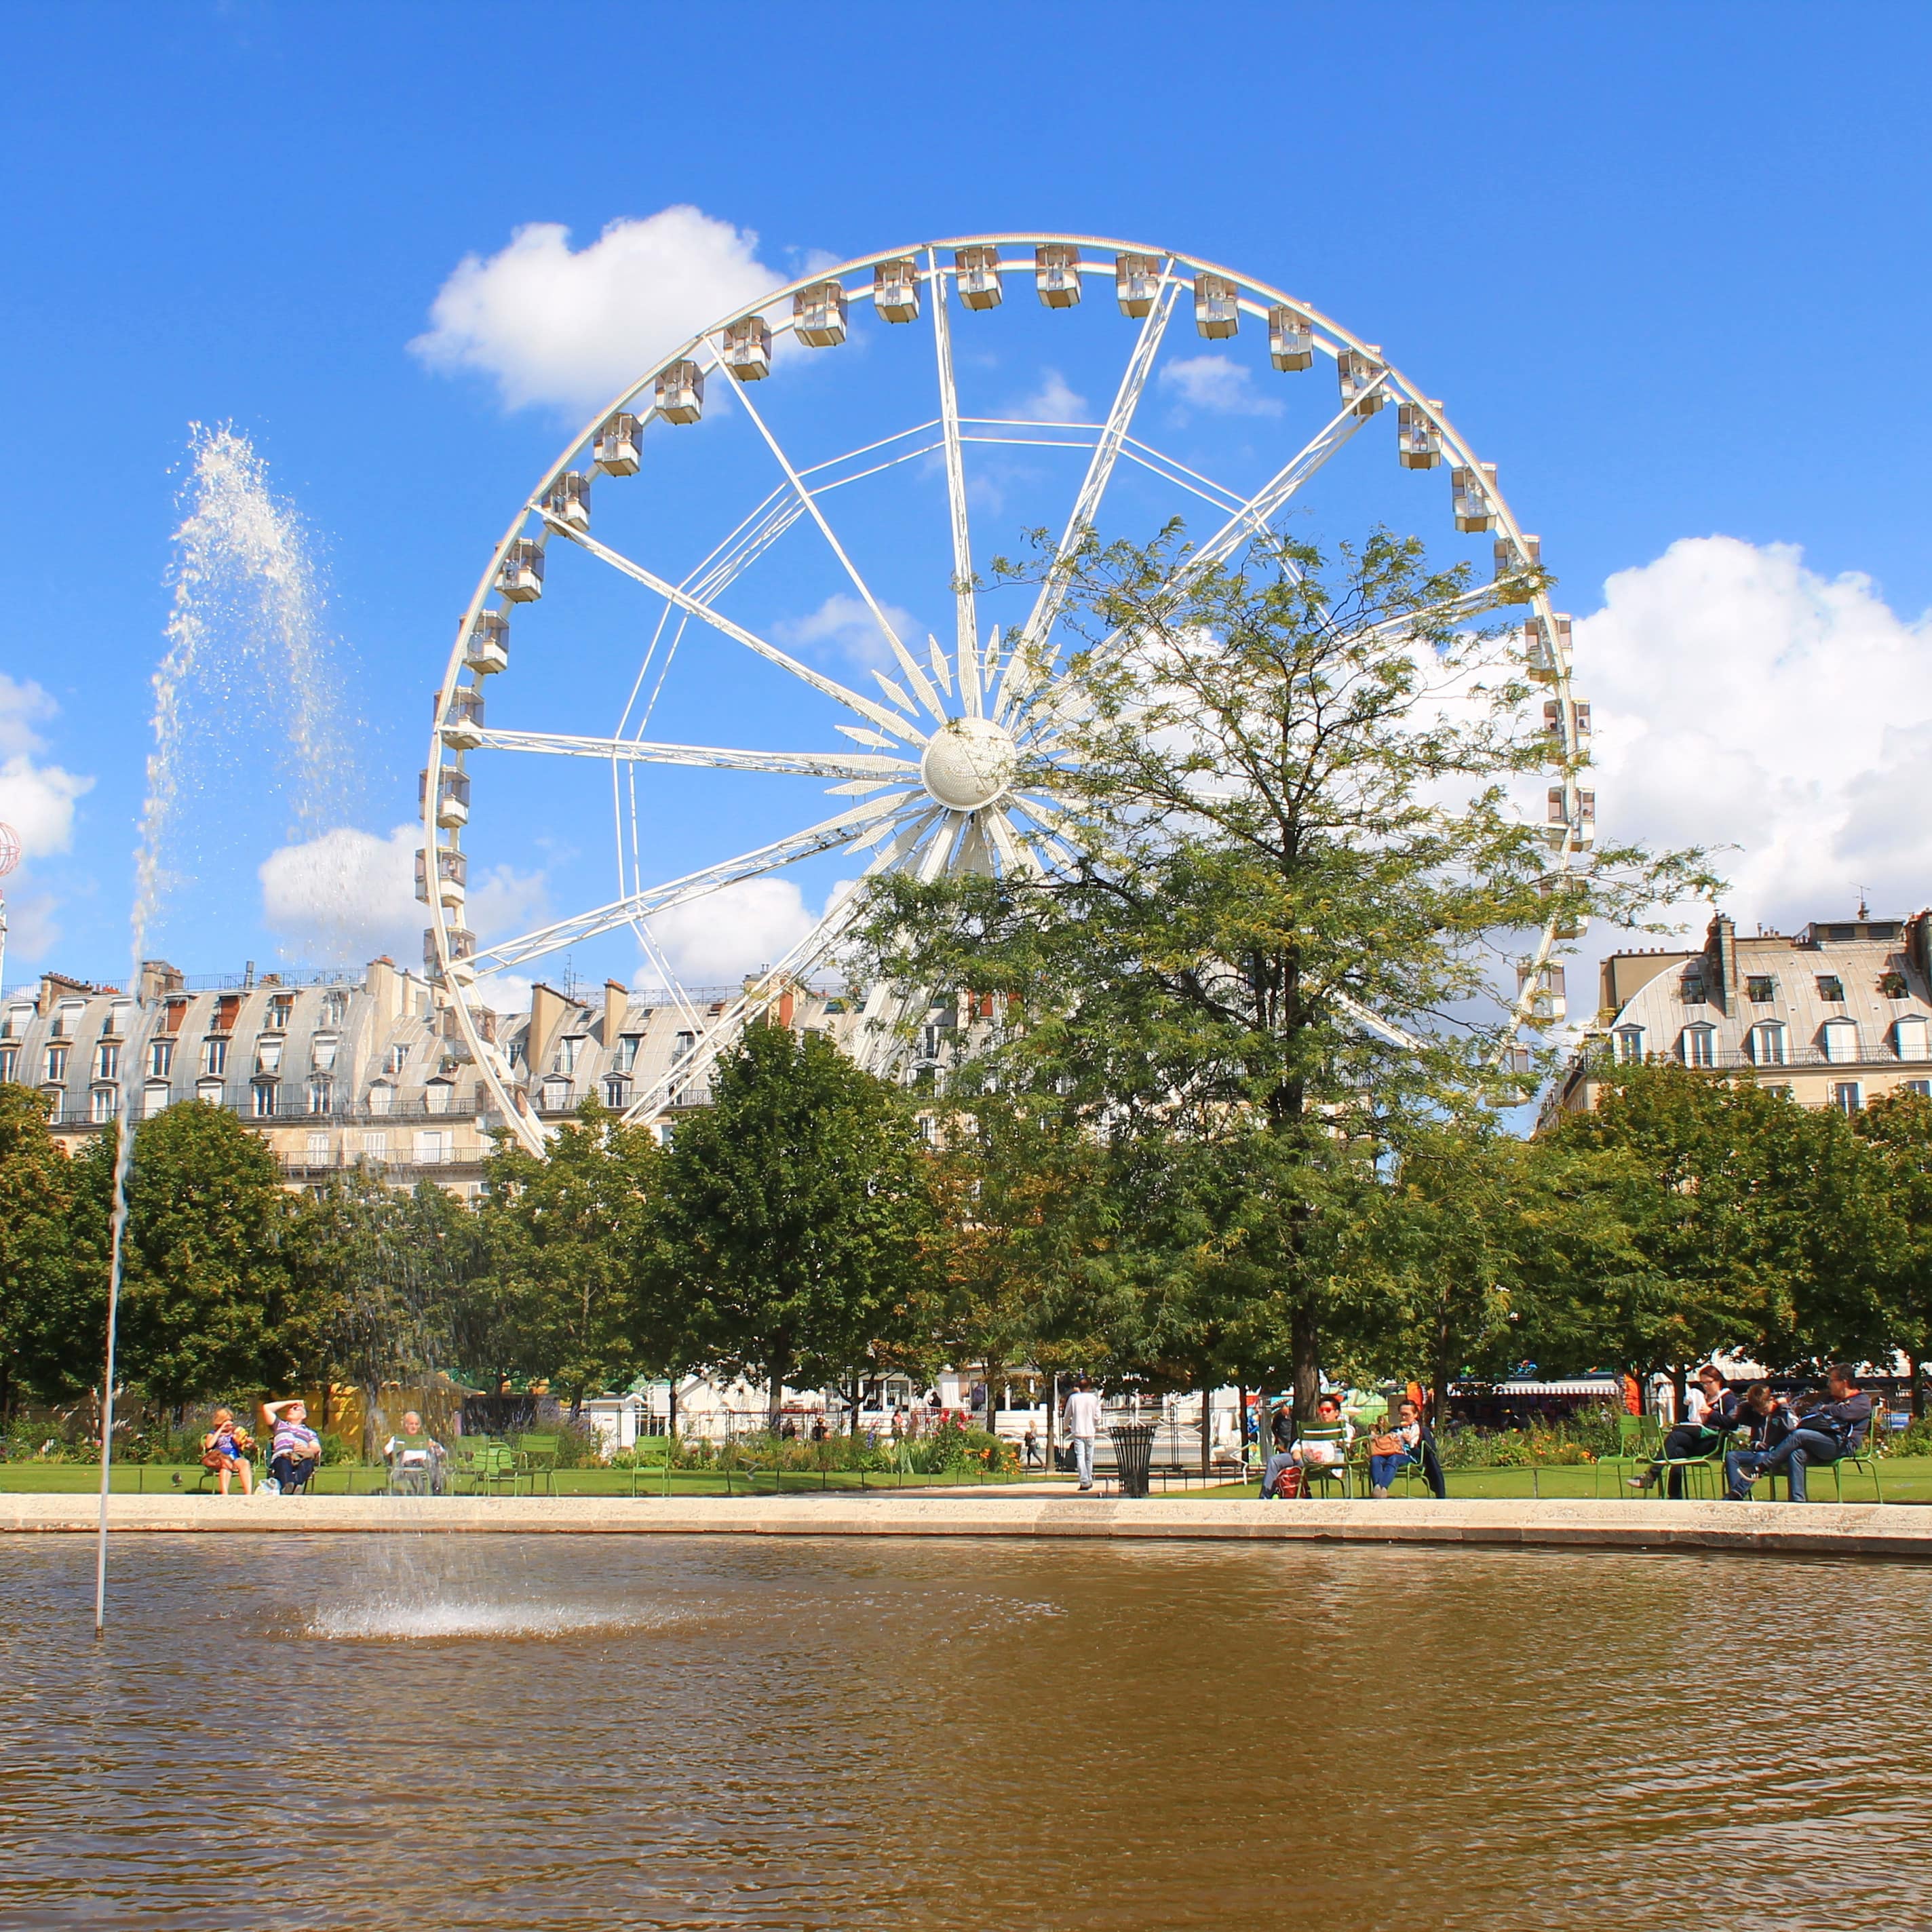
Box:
305 1596 680 1642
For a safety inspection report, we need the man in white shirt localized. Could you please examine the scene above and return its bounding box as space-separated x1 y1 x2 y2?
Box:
1062 1376 1104 1493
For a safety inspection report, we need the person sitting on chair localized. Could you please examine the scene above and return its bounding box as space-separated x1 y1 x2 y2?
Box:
1368 1399 1445 1499
382 1410 445 1496
1629 1364 1737 1496
261 1398 322 1495
1263 1395 1353 1496
200 1407 255 1496
1726 1366 1872 1502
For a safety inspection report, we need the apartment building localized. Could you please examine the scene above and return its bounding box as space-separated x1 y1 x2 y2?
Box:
1545 910 1932 1122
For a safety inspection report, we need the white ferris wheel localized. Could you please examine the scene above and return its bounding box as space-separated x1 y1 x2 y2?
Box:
423 233 1589 1156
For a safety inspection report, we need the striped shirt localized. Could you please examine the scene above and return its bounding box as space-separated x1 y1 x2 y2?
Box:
271 1419 321 1461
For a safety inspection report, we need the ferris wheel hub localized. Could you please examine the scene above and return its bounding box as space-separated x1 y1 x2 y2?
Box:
919 716 1018 812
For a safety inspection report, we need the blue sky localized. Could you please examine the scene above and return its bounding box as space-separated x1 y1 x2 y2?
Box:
5 1 1931 1007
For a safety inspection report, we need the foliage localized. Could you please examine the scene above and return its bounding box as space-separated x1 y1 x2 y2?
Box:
482 1102 659 1413
642 1023 938 1425
1853 1089 1932 1408
0 1083 79 1406
855 526 1711 1415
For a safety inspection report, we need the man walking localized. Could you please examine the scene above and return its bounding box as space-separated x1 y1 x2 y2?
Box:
1062 1376 1103 1494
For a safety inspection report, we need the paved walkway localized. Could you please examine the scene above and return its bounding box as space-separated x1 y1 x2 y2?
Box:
6 1491 1931 1559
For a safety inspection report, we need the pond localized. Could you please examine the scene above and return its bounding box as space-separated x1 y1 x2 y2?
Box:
1 1533 1926 1929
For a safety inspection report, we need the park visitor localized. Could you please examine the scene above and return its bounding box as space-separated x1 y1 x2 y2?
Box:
382 1410 445 1496
1023 1423 1041 1469
261 1398 322 1495
1062 1376 1102 1493
1262 1395 1353 1496
1726 1366 1872 1501
1368 1398 1444 1499
1629 1364 1738 1496
199 1407 254 1496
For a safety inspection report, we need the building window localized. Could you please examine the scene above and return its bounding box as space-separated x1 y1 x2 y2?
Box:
320 992 349 1028
91 1086 117 1124
541 1077 571 1112
1746 975 1777 1003
1821 1018 1859 1064
0 1047 15 1084
104 1001 132 1037
0 1005 26 1039
307 1130 332 1162
45 1045 69 1083
1681 1026 1716 1068
558 1035 583 1075
311 1035 339 1072
143 1081 171 1118
1747 1022 1788 1066
41 1086 63 1125
616 1033 641 1073
307 1077 333 1114
149 1038 174 1079
362 1130 389 1161
413 1129 452 1165
602 1074 630 1109
1832 1081 1863 1115
94 1041 119 1081
267 996 294 1032
196 1077 224 1106
674 1030 697 1062
366 1083 394 1116
385 1042 408 1076
251 1080 278 1119
1904 1080 1932 1099
1817 975 1846 1002
655 1122 675 1148
424 1081 451 1115
1895 1016 1930 1062
255 1037 284 1075
1764 1083 1794 1100
1881 971 1909 999
51 1002 82 1040
202 1037 227 1077
1681 977 1709 1005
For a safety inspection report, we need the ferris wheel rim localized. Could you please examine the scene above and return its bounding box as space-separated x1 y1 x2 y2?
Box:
425 232 1584 1153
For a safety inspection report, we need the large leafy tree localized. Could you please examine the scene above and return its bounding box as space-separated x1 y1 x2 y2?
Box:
71 1101 293 1411
482 1102 659 1417
858 526 1708 1417
644 1022 935 1428
0 1082 79 1408
1853 1089 1932 1414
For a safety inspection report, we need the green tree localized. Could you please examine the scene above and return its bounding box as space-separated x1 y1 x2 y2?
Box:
0 1082 79 1409
1854 1089 1932 1414
482 1102 659 1417
73 1102 293 1411
645 1022 935 1429
859 526 1709 1417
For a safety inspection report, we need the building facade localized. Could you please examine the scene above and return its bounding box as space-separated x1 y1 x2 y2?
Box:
1547 910 1932 1122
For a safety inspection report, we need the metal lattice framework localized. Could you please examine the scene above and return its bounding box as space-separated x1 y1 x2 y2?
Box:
424 234 1587 1155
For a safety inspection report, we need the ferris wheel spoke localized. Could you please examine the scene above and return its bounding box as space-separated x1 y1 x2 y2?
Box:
1002 269 1180 695
544 519 922 746
471 727 916 782
474 794 906 975
928 252 980 717
706 351 948 724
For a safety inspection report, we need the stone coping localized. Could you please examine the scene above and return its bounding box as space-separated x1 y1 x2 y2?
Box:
5 1492 1931 1560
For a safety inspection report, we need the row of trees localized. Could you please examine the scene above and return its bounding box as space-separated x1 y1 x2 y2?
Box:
6 525 1929 1431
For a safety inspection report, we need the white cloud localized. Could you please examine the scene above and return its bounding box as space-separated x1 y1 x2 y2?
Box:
1579 536 1932 934
410 206 785 415
1157 353 1283 419
258 823 549 967
773 592 922 670
642 876 828 988
1007 368 1089 422
0 674 92 859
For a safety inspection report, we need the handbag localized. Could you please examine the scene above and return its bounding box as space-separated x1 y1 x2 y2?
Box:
1368 1430 1403 1457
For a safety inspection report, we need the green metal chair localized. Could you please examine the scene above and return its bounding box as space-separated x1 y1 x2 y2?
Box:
453 1441 521 1496
1292 1424 1353 1499
1645 1432 1730 1500
514 1433 560 1497
1592 1412 1663 1497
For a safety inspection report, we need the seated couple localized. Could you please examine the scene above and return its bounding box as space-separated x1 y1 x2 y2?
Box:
1724 1366 1872 1503
1260 1396 1444 1499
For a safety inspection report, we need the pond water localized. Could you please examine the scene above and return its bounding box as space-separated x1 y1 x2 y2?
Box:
1 1533 1927 1929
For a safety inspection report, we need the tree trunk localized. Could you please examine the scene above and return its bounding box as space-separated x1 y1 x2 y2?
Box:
1292 1307 1321 1424
1236 1383 1248 1469
1910 1354 1924 1422
766 1354 788 1432
668 1378 679 1441
1668 1360 1688 1427
1200 1385 1212 1478
1045 1372 1058 1469
1431 1312 1454 1435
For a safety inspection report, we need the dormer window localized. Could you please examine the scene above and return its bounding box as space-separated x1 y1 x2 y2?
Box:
1746 976 1777 1004
1748 1022 1788 1066
0 1005 27 1039
385 1042 408 1076
149 1039 174 1079
0 1047 15 1083
1681 1024 1717 1068
255 1038 284 1075
104 1001 132 1038
94 1041 119 1081
202 1037 227 1077
1615 1026 1646 1064
311 1034 339 1072
1817 975 1846 1003
616 1033 641 1073
44 1044 69 1082
367 1082 394 1116
1881 971 1908 999
91 1086 118 1124
424 1079 452 1116
541 1075 571 1112
251 1079 279 1118
558 1035 584 1075
267 996 294 1032
602 1073 630 1108
320 992 349 1028
1682 977 1709 1005
307 1076 333 1114
51 1001 83 1040
1895 1016 1930 1062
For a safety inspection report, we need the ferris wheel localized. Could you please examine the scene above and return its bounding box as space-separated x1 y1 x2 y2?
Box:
424 233 1589 1155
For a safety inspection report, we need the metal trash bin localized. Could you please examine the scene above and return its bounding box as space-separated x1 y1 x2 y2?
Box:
1108 1423 1157 1499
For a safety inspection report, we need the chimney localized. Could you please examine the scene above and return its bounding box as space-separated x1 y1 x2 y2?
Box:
1705 912 1739 1017
604 979 627 1045
529 982 568 1074
366 956 402 1028
138 959 185 1001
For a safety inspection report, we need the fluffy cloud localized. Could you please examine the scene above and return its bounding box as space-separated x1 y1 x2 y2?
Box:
773 592 922 670
1157 353 1283 419
640 876 845 989
410 207 786 414
1579 536 1932 932
258 824 547 967
0 674 92 859
1007 368 1090 422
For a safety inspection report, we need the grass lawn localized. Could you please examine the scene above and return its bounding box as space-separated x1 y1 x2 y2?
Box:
1185 1457 1915 1503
